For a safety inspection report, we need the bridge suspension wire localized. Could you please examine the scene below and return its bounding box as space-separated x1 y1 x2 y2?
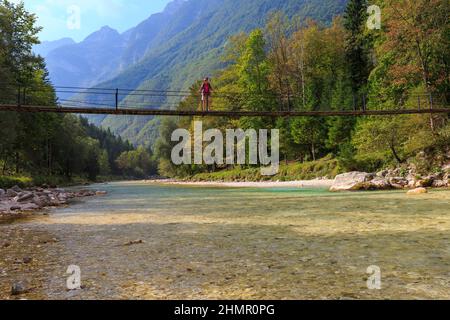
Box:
0 82 449 117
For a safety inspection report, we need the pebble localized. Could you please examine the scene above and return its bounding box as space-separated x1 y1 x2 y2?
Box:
11 283 28 296
2 242 11 248
23 257 33 264
123 240 144 246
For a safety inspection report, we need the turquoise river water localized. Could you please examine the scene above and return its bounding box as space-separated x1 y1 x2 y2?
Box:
1 181 449 299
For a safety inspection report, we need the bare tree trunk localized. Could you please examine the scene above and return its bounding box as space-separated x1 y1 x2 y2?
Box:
15 152 19 175
390 138 403 164
2 156 7 175
311 142 316 161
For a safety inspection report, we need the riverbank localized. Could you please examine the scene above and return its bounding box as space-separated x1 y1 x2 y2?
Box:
158 162 450 192
188 157 341 183
0 185 107 220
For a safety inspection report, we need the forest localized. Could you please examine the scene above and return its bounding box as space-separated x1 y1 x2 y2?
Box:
0 0 449 185
154 0 449 180
0 1 156 187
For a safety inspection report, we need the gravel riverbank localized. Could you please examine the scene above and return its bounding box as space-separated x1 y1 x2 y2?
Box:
0 185 107 219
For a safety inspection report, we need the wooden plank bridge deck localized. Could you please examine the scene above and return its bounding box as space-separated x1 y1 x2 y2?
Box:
1 104 449 117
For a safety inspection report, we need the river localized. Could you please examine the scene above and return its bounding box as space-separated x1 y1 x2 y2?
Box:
1 181 449 299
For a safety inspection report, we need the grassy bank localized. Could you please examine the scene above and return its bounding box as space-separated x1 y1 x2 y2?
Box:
189 157 342 182
0 175 90 189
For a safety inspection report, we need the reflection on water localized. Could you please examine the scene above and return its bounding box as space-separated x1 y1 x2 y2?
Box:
1 182 449 300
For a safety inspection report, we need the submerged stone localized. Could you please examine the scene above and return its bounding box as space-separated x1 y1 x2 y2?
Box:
407 188 428 195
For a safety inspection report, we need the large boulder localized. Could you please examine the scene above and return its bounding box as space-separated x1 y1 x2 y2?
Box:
330 172 374 192
432 180 448 188
32 196 45 209
368 177 391 190
32 196 47 209
376 170 388 178
405 174 417 189
0 189 5 197
389 177 409 189
415 176 434 188
11 185 22 193
15 192 34 203
6 189 18 197
57 193 68 204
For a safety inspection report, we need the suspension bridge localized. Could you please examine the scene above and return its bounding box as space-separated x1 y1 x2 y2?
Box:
0 84 448 117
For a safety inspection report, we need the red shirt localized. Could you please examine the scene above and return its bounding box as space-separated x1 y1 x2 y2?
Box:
201 82 212 94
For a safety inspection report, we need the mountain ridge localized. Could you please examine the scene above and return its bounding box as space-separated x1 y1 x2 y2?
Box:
33 37 75 57
43 0 348 146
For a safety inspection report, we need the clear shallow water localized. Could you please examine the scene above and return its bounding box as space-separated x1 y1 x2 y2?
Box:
1 182 450 299
61 183 337 215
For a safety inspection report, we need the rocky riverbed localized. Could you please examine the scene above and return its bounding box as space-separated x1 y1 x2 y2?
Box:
1 182 449 300
0 185 107 218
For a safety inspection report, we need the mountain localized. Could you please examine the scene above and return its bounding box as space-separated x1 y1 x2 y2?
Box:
33 37 75 57
42 0 200 91
45 26 127 89
43 0 348 146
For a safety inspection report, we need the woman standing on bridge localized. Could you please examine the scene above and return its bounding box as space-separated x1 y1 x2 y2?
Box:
200 77 213 112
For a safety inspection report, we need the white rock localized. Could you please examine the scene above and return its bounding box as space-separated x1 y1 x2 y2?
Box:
330 172 374 192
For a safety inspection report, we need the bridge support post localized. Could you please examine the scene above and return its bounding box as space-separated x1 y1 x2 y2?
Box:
115 89 119 111
17 87 21 106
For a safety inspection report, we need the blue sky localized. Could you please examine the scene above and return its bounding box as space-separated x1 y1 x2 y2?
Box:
13 0 172 42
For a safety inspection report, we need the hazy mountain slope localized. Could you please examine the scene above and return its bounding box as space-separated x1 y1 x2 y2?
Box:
93 0 348 146
43 0 203 91
34 37 75 57
45 26 127 89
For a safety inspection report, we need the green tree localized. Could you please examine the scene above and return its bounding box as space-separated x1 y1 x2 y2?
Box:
99 150 111 176
116 146 155 178
343 0 371 98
